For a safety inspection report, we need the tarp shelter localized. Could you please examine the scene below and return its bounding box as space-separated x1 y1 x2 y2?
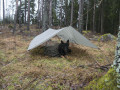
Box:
28 26 98 51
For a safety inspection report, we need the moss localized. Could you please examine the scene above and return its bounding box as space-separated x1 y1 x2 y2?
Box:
82 30 91 35
98 33 116 42
84 68 118 90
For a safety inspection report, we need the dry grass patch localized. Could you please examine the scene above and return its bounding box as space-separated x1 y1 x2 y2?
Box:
0 31 116 89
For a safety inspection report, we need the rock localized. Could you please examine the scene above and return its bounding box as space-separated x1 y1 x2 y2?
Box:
98 33 116 42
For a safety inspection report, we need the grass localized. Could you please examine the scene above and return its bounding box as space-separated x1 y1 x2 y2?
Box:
0 27 116 90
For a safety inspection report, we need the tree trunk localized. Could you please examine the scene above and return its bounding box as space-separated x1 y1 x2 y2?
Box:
70 0 73 25
38 0 41 29
78 0 84 33
59 0 63 28
119 0 120 27
93 0 96 33
85 0 89 30
65 0 68 26
119 5 120 26
119 11 120 26
3 0 5 25
19 0 22 29
40 0 43 29
49 0 52 27
27 0 30 31
38 0 43 30
101 1 104 34
13 0 18 34
9 14 10 24
98 12 101 33
42 0 49 32
42 0 44 30
11 0 14 21
25 0 27 24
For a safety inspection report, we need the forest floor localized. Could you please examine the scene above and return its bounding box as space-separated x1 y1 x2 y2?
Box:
0 26 116 90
